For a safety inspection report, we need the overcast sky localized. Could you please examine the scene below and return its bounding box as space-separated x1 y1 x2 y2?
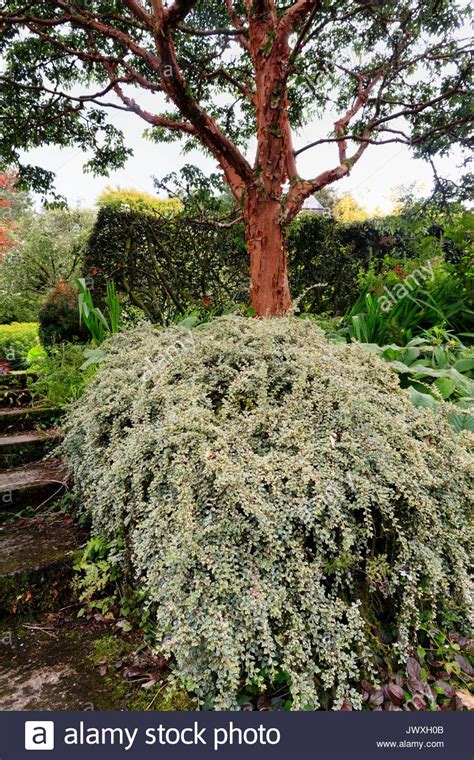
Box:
22 87 465 214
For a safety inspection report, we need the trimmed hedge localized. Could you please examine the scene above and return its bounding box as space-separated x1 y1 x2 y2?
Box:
83 206 248 322
286 215 416 314
98 186 183 215
83 208 468 321
85 209 396 319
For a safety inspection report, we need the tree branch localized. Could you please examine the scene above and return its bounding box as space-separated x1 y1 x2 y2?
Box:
104 67 196 134
333 69 384 164
280 0 320 34
177 23 248 38
0 74 135 113
122 0 152 26
287 1 322 67
224 0 250 51
164 0 199 27
152 22 253 195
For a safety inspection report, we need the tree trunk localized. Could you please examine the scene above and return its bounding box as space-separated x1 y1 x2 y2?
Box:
245 193 292 317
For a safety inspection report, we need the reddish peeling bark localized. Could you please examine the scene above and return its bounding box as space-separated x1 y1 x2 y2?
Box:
245 192 292 317
243 3 295 316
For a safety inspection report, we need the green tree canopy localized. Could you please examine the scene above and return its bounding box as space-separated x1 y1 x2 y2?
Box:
0 206 95 322
1 1 471 314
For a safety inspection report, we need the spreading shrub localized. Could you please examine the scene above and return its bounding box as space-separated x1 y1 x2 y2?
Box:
38 280 88 349
62 318 473 709
0 322 39 369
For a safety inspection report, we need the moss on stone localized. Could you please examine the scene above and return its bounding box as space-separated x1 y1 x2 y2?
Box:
88 634 195 711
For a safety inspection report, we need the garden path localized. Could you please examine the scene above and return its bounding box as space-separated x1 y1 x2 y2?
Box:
0 372 118 710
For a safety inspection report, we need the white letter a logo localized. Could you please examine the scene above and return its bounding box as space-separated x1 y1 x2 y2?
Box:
25 721 55 751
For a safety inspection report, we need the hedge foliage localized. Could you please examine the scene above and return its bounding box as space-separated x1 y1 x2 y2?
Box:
0 322 39 369
83 206 248 321
84 207 467 321
62 317 473 709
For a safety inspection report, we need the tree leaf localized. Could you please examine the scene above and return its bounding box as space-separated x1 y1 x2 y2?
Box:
409 387 439 409
434 377 456 399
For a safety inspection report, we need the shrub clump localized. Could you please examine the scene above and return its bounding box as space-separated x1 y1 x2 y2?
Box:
62 317 473 709
28 343 95 407
38 280 88 349
0 321 39 369
83 206 248 322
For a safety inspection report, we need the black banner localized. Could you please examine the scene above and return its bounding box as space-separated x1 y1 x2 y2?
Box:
0 711 472 759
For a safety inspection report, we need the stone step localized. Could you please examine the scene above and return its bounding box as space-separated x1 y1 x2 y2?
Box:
0 387 32 408
0 459 69 512
0 407 62 434
0 430 61 470
0 515 80 618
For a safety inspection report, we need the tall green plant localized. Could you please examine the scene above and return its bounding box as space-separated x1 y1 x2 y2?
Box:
105 281 121 335
77 278 121 345
28 342 95 407
343 265 473 346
